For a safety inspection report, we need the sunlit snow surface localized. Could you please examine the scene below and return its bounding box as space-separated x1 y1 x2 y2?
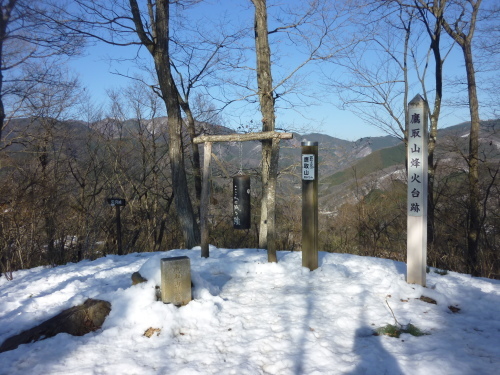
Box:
0 247 499 375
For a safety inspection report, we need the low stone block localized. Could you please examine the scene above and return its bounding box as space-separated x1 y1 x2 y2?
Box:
160 256 191 306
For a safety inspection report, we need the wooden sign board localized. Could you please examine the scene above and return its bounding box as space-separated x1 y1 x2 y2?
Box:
107 198 126 207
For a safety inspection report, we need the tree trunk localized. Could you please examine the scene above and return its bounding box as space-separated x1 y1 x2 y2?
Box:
427 114 437 245
265 138 280 261
0 72 5 144
463 42 481 276
140 0 200 248
180 99 202 204
423 0 482 277
0 299 111 353
0 0 14 144
159 67 200 248
252 0 278 261
427 15 444 246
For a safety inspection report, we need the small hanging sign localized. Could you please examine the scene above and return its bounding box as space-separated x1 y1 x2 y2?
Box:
107 198 126 207
302 154 315 181
233 175 251 229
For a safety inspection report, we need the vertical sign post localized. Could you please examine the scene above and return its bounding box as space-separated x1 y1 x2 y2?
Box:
407 95 428 286
302 141 319 271
107 198 126 256
115 205 123 256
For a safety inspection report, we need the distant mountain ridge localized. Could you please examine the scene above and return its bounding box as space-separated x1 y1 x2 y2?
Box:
2 117 497 209
318 119 499 213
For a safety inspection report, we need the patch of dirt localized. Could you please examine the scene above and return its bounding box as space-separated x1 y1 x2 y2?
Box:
144 327 161 338
419 296 437 304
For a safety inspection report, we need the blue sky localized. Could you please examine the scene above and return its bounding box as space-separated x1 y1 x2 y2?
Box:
70 42 385 141
67 0 492 141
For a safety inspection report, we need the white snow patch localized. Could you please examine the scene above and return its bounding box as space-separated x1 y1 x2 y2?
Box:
0 248 499 374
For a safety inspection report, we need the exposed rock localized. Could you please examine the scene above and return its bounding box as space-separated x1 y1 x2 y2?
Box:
0 298 111 353
131 271 147 285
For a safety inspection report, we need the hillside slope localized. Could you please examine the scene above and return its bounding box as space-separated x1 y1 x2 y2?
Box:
0 248 498 374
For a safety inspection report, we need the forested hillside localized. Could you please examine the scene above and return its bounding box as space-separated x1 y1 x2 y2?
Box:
1 117 498 279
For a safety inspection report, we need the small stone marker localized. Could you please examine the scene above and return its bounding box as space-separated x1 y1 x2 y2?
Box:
160 256 192 306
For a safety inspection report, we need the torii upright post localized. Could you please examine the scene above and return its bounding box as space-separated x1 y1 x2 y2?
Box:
407 94 428 286
200 142 212 258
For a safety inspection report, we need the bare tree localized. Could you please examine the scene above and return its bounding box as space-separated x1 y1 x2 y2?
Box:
0 65 82 271
247 0 351 259
250 0 277 259
327 3 418 141
67 98 108 261
0 0 83 145
132 0 200 248
121 83 174 252
65 0 201 248
330 0 461 252
411 0 452 245
170 21 243 205
417 0 484 275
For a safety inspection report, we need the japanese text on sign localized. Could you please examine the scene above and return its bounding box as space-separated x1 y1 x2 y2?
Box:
233 184 240 226
302 154 315 181
407 107 425 217
107 198 126 207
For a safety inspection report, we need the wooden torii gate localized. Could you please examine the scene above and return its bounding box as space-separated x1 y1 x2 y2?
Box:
193 131 293 259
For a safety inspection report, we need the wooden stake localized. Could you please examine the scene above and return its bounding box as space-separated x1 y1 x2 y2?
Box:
200 142 212 258
302 141 318 271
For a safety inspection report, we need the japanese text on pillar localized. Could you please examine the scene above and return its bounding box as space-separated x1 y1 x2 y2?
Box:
302 154 315 181
408 110 424 217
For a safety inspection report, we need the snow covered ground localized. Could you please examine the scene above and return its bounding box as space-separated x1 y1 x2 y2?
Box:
0 247 499 375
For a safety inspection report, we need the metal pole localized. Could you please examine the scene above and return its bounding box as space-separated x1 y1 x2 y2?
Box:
302 141 318 270
116 205 123 256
